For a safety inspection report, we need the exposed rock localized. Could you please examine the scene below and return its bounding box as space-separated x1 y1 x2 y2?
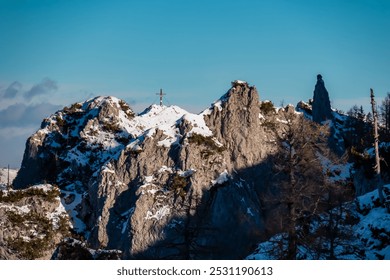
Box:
13 96 136 190
10 79 389 260
13 82 279 259
51 237 122 260
80 82 275 259
312 74 333 123
12 81 341 259
0 185 70 259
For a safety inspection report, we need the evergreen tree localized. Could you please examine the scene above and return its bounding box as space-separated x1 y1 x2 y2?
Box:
380 92 390 140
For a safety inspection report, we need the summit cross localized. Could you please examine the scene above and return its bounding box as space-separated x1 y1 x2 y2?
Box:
156 89 166 106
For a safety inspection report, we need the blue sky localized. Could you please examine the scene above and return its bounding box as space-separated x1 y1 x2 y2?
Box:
1 0 389 167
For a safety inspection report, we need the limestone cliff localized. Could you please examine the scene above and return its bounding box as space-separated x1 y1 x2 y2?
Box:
12 82 287 259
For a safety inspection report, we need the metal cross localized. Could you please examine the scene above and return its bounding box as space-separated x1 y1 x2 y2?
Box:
156 89 166 106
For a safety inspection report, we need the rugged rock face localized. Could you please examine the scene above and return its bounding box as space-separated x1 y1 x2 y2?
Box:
81 82 275 259
11 80 390 260
12 82 289 259
0 185 69 259
14 96 135 190
312 74 333 123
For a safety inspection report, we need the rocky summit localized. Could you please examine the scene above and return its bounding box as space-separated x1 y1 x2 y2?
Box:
13 81 277 259
7 80 390 260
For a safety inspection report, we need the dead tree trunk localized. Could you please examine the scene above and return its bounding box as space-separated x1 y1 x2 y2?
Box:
370 88 384 203
7 164 11 190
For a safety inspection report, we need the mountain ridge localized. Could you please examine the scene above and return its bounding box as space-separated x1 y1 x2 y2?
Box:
6 80 390 259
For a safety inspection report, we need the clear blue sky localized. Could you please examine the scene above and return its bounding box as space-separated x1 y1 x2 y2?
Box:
1 0 389 167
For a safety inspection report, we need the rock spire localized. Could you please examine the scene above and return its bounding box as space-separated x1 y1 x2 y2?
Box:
312 74 333 123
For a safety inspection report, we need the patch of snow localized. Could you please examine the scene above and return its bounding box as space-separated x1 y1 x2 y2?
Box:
247 185 390 260
259 113 265 121
178 168 196 177
183 113 213 137
276 118 289 124
317 153 352 183
30 184 55 192
332 110 348 122
147 189 159 195
158 136 180 148
126 139 143 152
0 204 31 214
247 207 254 217
158 166 173 174
212 170 230 185
232 80 247 85
101 165 115 174
60 186 86 233
201 107 212 115
357 184 389 210
144 175 154 183
48 199 68 229
213 100 223 112
246 234 286 260
365 142 390 158
121 104 212 149
145 205 170 221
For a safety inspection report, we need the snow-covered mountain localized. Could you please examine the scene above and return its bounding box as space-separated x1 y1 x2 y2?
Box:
6 80 390 259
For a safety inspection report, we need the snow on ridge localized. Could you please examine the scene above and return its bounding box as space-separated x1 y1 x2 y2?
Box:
183 113 213 137
122 104 214 148
85 95 123 109
232 80 248 85
201 92 229 115
124 105 187 143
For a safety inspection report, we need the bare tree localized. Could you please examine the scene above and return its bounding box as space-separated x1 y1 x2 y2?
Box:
370 89 385 203
270 110 330 259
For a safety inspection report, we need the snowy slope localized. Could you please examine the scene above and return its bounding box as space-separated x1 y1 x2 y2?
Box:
125 104 213 147
246 185 390 260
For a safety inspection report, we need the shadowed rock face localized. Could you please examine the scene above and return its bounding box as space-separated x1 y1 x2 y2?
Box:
83 83 274 259
312 74 333 123
11 83 285 259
